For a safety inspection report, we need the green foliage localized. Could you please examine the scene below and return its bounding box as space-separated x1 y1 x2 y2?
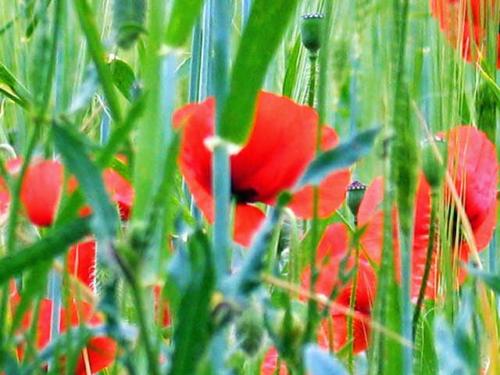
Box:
219 0 300 144
0 218 90 284
165 0 205 47
169 230 215 375
52 123 119 243
298 127 380 187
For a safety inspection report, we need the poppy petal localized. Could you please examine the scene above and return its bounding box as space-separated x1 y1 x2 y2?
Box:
20 160 63 227
446 126 498 232
322 314 371 354
230 92 318 203
174 98 214 196
67 240 97 290
288 169 350 219
103 169 134 221
75 337 117 375
317 223 349 261
261 347 288 375
234 204 266 247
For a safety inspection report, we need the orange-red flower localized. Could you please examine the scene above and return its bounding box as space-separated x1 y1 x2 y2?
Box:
1 157 134 226
174 91 351 246
67 240 97 290
414 125 498 291
301 223 376 354
10 239 115 373
430 0 499 68
357 125 497 300
12 296 116 374
20 159 64 226
261 347 289 375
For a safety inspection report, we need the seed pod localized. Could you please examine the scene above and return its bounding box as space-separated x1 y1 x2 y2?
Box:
300 13 324 53
113 0 146 49
421 137 447 190
347 180 366 219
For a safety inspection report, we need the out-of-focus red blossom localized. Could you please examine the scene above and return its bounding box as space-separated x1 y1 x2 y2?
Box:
67 240 97 291
20 159 64 227
1 157 133 226
261 347 289 375
430 0 499 68
11 295 116 374
102 168 134 220
357 126 498 300
153 284 171 327
302 223 376 354
173 91 351 246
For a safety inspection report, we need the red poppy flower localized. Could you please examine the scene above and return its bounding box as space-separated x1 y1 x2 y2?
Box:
20 159 64 227
301 223 376 353
261 347 289 375
67 240 97 290
12 296 116 374
430 0 500 68
3 157 133 226
153 284 171 327
174 91 351 246
102 168 133 221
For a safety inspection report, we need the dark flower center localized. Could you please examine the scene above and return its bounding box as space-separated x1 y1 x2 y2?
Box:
232 185 259 203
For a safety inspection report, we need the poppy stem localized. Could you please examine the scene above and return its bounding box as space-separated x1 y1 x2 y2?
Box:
412 190 437 337
306 53 318 108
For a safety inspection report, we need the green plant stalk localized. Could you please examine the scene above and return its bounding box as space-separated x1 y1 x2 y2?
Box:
133 0 175 223
211 0 231 283
73 0 122 123
303 1 333 349
303 50 320 345
412 190 437 336
391 0 413 372
210 0 231 371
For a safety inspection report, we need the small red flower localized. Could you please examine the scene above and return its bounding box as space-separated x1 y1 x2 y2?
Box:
12 296 116 374
301 223 376 353
3 157 134 226
174 91 351 246
102 168 134 221
430 0 500 68
67 240 97 290
20 159 64 227
261 347 289 375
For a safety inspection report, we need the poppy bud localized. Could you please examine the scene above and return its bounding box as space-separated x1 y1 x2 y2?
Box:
235 308 264 356
347 180 366 218
422 137 447 190
301 13 324 53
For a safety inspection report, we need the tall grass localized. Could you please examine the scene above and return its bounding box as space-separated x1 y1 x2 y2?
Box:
0 0 498 374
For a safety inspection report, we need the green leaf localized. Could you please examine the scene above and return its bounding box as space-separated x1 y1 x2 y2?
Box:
0 63 31 108
169 230 215 375
219 0 300 144
0 218 90 284
304 344 348 375
298 127 380 188
466 266 500 294
52 123 118 243
109 58 137 101
165 0 205 47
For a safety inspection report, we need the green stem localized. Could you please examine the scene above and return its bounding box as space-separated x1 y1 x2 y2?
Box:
412 190 437 336
73 0 122 123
